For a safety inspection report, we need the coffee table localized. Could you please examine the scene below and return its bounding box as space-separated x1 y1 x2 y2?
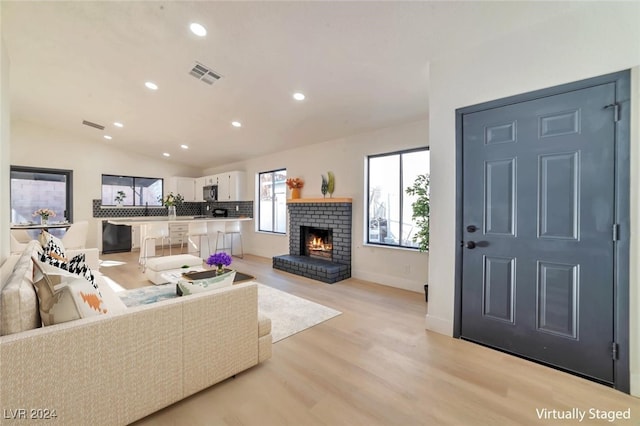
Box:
160 267 256 285
160 267 205 284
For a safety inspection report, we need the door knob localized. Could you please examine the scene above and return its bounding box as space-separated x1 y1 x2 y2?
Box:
466 225 477 233
465 241 476 249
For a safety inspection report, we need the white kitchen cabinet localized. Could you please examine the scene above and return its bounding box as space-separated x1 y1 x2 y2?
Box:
196 171 245 201
131 225 140 250
218 173 230 201
167 177 197 202
195 177 206 202
169 222 188 247
217 171 245 201
202 175 218 186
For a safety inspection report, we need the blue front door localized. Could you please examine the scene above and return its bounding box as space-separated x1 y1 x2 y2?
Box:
460 82 618 384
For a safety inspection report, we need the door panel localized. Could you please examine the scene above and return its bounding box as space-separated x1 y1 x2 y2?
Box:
461 83 616 383
538 152 580 240
485 159 516 236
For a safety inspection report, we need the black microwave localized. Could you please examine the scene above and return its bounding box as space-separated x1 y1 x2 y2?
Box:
203 185 218 201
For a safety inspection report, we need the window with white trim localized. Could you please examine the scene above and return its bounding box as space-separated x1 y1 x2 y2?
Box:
258 169 287 233
366 148 429 249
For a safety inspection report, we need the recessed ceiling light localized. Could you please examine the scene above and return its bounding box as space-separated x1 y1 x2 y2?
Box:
113 122 124 128
163 152 170 157
293 92 306 101
103 135 112 140
190 22 207 37
180 144 189 149
231 121 242 128
145 81 158 90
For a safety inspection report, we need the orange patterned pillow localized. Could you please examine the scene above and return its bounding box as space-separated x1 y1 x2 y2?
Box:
32 258 107 326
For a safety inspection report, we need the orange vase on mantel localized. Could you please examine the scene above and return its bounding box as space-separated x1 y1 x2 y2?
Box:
291 188 301 199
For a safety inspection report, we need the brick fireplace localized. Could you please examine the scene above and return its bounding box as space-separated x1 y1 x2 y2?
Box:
273 198 352 283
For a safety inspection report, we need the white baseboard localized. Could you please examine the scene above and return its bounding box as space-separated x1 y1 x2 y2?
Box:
425 313 453 336
352 268 424 293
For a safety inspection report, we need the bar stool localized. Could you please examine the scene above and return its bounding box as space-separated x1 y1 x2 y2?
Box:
139 222 171 271
183 221 210 258
215 220 244 258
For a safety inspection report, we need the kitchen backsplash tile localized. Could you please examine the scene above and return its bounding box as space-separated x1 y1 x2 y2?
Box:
93 199 253 218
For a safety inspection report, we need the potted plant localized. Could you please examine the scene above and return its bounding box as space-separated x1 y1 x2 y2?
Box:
114 190 126 207
406 173 429 302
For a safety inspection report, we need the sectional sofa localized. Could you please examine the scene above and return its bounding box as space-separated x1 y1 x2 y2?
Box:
0 241 272 425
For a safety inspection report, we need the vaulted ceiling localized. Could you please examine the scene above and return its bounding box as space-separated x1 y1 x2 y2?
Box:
2 1 582 168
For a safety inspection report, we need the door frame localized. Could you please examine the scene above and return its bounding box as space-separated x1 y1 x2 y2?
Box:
453 70 631 393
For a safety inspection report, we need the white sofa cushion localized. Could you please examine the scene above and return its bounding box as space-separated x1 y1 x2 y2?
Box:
145 254 203 285
145 254 203 272
0 242 41 335
94 275 128 314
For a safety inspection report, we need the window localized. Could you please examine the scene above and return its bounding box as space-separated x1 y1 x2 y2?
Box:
258 169 287 233
10 166 73 228
367 148 429 249
101 174 163 206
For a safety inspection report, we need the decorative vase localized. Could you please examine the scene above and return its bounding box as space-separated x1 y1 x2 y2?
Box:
216 265 225 275
41 216 48 226
291 188 301 199
168 205 177 220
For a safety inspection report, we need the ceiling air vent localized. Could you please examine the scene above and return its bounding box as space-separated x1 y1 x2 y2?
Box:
82 120 105 130
189 62 222 85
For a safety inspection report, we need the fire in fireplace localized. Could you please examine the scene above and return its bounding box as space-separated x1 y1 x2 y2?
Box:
300 226 333 260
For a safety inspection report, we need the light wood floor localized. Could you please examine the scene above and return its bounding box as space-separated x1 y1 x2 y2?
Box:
99 250 640 426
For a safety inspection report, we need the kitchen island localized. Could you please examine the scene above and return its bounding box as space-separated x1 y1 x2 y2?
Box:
106 216 252 259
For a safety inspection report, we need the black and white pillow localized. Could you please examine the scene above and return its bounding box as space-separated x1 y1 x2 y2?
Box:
38 231 67 268
37 232 100 296
66 253 99 295
39 239 67 269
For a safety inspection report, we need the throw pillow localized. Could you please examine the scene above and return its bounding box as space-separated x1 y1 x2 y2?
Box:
177 270 236 296
65 253 99 295
37 246 99 296
38 230 66 261
32 258 108 326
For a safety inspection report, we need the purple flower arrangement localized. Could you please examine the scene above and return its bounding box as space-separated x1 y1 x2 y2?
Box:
206 252 232 269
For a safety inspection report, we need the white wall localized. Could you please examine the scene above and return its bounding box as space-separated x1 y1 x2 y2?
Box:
204 120 430 293
0 30 9 263
10 120 202 248
427 3 640 395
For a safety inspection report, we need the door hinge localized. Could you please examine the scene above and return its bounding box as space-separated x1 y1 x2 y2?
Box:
612 342 619 360
612 223 619 241
605 103 620 122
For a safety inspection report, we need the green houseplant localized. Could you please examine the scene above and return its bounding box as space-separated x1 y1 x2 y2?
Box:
114 190 126 206
407 173 430 302
406 174 430 252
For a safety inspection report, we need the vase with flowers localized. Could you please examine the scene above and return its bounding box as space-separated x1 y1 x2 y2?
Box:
159 192 184 220
286 177 304 199
206 251 233 275
33 208 56 226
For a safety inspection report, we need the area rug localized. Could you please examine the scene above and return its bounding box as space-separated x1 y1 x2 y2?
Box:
257 284 341 343
117 282 341 343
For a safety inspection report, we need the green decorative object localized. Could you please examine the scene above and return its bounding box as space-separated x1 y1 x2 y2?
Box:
321 175 328 198
406 174 430 252
327 171 335 197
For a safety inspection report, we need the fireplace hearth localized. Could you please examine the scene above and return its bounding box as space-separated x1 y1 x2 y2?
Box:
273 199 352 283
